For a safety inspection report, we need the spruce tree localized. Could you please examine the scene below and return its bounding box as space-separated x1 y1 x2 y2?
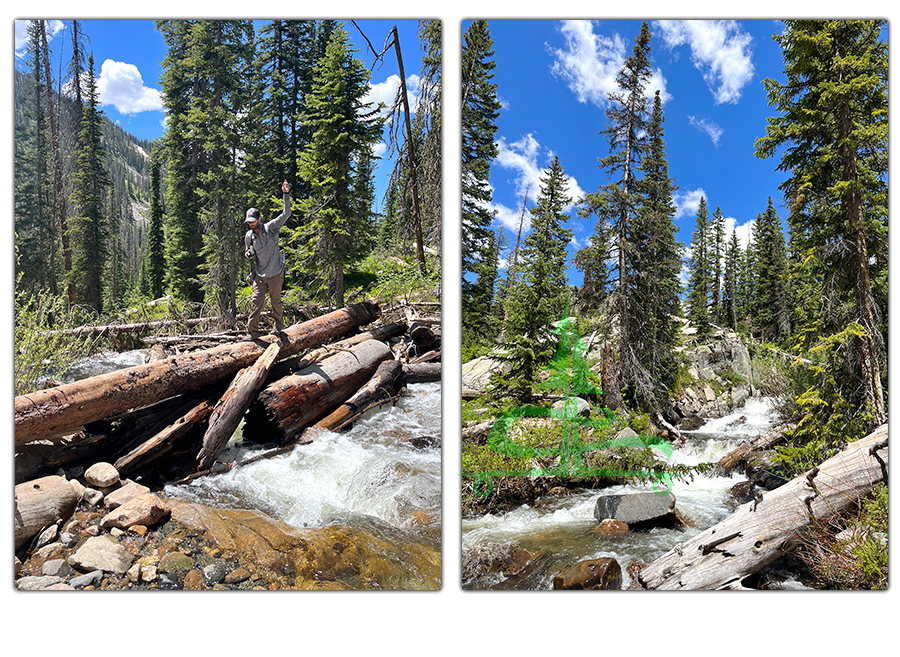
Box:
751 197 790 342
687 196 712 337
631 89 683 400
755 19 887 428
461 20 502 328
294 25 383 308
492 156 573 404
68 54 110 315
710 206 726 324
580 21 655 405
145 147 165 299
722 230 740 330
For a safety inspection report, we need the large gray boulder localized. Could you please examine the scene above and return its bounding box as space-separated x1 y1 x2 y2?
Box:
462 355 511 393
594 491 677 527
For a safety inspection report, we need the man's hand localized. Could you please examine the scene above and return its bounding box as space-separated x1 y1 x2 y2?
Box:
282 180 291 194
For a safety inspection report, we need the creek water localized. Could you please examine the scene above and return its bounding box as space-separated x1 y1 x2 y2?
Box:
64 349 442 569
462 397 784 590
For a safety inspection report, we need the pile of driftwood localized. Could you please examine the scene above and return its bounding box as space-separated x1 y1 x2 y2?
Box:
15 301 440 486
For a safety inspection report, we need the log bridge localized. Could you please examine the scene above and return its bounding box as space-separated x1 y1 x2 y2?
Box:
15 301 441 482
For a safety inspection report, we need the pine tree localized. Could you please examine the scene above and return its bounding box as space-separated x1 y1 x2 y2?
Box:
722 230 740 330
68 54 110 314
710 206 726 324
294 25 383 308
751 197 790 342
687 197 712 337
461 20 502 325
755 19 887 428
492 156 573 404
631 89 683 400
581 20 654 404
145 146 165 299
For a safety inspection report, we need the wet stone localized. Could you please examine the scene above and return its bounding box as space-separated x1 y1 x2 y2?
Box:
85 462 120 489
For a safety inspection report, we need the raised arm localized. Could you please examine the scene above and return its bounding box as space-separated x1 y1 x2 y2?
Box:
270 180 292 232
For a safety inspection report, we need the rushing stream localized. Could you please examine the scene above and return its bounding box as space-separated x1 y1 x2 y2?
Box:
462 397 783 590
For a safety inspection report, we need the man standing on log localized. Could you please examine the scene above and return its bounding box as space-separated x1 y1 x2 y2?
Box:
245 180 291 339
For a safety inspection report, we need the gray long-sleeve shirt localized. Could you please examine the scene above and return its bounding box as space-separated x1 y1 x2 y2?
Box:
245 192 291 278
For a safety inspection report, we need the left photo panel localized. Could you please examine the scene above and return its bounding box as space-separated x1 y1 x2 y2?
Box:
13 18 442 591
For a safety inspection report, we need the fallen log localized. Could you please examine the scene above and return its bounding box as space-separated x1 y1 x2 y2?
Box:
15 301 379 446
40 316 213 339
114 398 215 476
314 359 403 432
15 475 79 551
714 422 796 474
196 342 282 470
403 362 441 383
244 338 393 443
637 424 888 590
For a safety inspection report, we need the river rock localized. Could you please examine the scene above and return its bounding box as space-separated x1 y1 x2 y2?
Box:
70 569 105 588
14 475 80 550
594 491 677 528
104 481 151 510
729 480 755 503
16 575 66 590
553 557 622 590
592 518 629 538
552 396 591 418
744 450 789 490
183 569 207 590
42 558 75 578
85 462 120 488
68 536 134 575
225 567 251 584
82 488 104 508
462 542 534 583
159 551 195 574
100 493 170 530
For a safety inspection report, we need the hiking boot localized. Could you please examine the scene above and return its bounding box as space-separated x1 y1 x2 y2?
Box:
247 330 262 340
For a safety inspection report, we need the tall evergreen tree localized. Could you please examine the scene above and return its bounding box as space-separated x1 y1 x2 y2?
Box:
687 196 712 337
751 197 790 342
145 146 166 299
293 25 383 308
461 20 502 325
492 156 573 404
68 54 110 314
755 19 888 429
631 89 683 401
581 21 654 404
722 230 740 330
710 205 726 324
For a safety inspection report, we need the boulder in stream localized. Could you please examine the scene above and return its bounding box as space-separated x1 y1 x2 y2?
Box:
593 491 677 528
553 557 622 590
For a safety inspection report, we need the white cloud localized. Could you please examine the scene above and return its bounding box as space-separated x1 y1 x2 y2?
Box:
97 59 163 114
490 133 585 233
654 19 754 104
688 115 724 146
548 20 671 109
366 73 422 118
674 188 707 220
15 20 65 58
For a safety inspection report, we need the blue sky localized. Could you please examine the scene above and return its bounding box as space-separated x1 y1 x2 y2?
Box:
13 18 427 205
465 19 870 287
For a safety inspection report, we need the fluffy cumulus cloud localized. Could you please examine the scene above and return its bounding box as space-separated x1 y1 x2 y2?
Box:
654 20 754 104
688 115 724 146
366 73 422 118
674 188 707 220
548 20 670 108
490 133 585 234
97 59 163 114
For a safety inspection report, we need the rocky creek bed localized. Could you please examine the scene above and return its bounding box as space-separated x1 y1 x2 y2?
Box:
15 461 441 591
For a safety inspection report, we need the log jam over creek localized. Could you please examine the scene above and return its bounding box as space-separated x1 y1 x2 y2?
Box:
461 397 801 590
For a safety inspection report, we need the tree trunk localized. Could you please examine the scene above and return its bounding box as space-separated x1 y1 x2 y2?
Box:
599 344 624 412
15 475 80 550
244 339 393 443
196 342 282 471
114 398 215 477
313 359 403 432
403 362 441 383
15 302 379 446
714 422 796 474
637 424 888 590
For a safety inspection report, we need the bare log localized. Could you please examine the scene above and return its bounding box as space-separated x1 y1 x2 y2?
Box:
244 339 393 443
637 424 888 590
403 362 441 383
15 302 379 446
114 399 215 476
15 475 79 551
195 342 282 470
714 422 796 474
314 359 403 432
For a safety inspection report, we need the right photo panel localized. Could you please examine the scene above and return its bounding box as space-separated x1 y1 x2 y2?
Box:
461 19 888 591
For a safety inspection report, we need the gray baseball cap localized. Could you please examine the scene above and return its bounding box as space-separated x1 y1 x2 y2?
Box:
245 208 261 223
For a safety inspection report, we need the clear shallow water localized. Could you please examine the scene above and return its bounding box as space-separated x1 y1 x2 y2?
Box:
462 397 782 589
